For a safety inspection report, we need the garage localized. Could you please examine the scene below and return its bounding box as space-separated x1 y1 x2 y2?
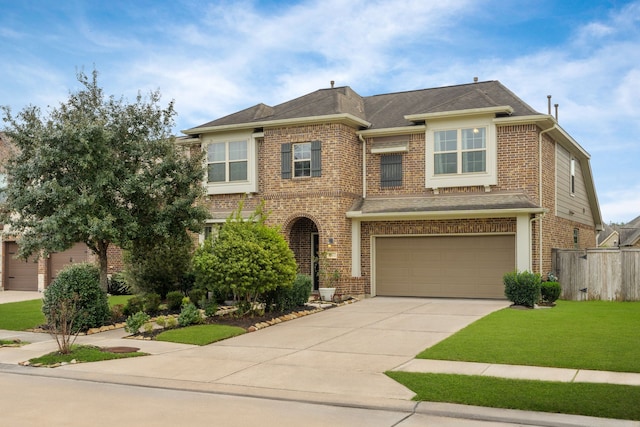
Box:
48 242 90 285
4 241 38 291
375 234 515 299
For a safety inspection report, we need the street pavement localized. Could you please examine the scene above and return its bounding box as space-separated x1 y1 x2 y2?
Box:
0 291 638 426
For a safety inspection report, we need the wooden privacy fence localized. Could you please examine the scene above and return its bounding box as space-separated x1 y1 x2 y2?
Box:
552 248 640 301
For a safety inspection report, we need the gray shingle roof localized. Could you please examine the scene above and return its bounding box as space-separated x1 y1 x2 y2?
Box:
349 192 542 216
188 81 541 132
619 215 640 246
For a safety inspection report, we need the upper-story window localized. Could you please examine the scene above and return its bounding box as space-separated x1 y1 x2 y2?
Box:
570 158 576 195
281 141 322 179
434 127 486 175
203 131 258 195
426 117 496 189
293 142 312 177
381 154 402 187
207 140 247 183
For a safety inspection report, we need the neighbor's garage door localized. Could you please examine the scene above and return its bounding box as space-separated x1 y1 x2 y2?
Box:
4 242 38 291
375 235 515 299
49 242 90 285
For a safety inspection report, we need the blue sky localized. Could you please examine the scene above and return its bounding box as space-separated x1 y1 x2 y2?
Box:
1 0 639 224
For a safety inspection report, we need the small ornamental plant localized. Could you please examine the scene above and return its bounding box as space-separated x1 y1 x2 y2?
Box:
503 270 542 308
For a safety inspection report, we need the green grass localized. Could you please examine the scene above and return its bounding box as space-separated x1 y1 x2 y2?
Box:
0 295 133 331
156 324 246 345
29 345 146 366
417 300 640 372
0 299 46 331
1 339 26 346
108 295 133 307
387 372 640 421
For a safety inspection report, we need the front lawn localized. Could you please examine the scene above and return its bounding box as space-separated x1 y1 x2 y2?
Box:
417 300 640 373
0 295 132 331
387 372 640 421
155 324 246 345
28 345 146 366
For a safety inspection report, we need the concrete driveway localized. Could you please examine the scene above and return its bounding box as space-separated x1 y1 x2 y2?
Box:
49 297 509 406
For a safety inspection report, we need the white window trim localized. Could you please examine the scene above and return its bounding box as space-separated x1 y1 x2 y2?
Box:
203 131 258 195
425 116 497 189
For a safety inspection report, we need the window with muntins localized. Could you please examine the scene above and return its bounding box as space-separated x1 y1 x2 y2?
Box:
380 154 402 187
434 127 486 175
281 141 322 179
207 140 247 183
570 158 576 195
294 142 311 177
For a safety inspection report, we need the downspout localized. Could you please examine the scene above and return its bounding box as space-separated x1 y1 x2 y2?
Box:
358 134 367 198
538 124 557 274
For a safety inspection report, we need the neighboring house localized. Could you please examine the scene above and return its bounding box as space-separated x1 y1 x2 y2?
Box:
619 216 640 248
597 223 619 247
181 80 603 299
0 132 124 291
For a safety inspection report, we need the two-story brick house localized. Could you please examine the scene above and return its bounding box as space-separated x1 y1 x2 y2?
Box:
181 80 602 299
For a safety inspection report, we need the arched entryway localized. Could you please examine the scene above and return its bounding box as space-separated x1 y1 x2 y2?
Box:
286 216 320 290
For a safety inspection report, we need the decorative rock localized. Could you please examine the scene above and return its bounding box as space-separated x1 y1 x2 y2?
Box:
247 326 257 332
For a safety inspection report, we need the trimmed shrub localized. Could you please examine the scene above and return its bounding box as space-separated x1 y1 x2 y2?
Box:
541 281 561 304
125 311 150 334
123 295 145 316
143 293 162 314
110 304 125 323
178 303 202 327
204 300 219 317
503 270 541 308
166 291 184 311
42 263 110 332
188 288 207 309
262 274 312 313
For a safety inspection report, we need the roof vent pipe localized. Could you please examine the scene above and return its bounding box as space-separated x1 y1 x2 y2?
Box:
330 80 335 88
554 103 559 122
547 95 552 115
473 77 478 83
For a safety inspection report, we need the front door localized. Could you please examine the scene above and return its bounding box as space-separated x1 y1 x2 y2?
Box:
312 232 319 290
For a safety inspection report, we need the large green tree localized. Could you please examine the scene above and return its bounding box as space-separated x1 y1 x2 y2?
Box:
1 70 208 289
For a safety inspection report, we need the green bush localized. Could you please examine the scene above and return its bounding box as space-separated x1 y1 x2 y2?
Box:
123 295 145 316
166 291 184 311
178 303 202 327
125 311 151 334
42 263 110 332
541 281 562 304
143 293 162 314
262 274 312 313
188 288 207 309
110 304 125 323
192 202 297 310
107 272 131 295
123 234 194 299
503 270 541 308
204 300 219 317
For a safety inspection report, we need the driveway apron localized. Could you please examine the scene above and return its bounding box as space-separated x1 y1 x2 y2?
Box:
56 297 509 403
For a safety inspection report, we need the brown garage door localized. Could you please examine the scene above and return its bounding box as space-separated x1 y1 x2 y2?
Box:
375 235 515 299
49 243 90 284
4 242 38 291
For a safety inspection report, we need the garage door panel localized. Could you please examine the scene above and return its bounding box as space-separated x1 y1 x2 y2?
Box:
376 235 514 299
4 242 38 291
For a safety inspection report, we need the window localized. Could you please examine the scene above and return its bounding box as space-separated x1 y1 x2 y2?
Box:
381 154 402 187
294 142 311 177
570 158 576 195
207 140 247 183
434 128 486 175
573 228 579 248
203 132 258 195
426 118 496 189
281 141 322 179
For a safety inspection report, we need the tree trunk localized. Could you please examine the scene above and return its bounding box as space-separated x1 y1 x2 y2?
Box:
96 240 110 292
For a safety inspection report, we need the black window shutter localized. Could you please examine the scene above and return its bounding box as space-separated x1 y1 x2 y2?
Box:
281 143 292 179
381 154 402 187
311 140 322 177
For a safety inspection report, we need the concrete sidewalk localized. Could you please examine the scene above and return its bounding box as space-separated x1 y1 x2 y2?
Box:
0 290 43 304
1 296 638 426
